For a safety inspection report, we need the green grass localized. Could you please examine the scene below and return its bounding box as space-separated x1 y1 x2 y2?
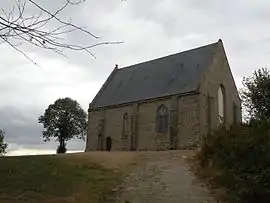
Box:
0 154 122 203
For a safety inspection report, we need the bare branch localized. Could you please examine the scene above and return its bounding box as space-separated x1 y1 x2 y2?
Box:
0 0 123 64
1 35 36 65
27 0 99 38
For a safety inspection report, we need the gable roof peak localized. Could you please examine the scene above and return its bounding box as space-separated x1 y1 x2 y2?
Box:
218 38 224 46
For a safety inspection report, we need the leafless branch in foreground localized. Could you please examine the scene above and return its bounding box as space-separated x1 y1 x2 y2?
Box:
0 0 123 64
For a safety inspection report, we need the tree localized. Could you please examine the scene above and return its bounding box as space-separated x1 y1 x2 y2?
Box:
0 0 122 64
38 97 87 153
0 129 8 155
241 68 270 122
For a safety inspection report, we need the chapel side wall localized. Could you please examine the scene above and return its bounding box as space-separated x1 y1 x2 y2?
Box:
137 98 172 150
86 110 104 151
87 97 178 151
104 105 134 150
87 93 203 151
87 105 134 151
177 94 200 148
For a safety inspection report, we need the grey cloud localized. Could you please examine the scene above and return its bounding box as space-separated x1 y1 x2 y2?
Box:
0 106 85 151
1 0 270 154
0 106 44 145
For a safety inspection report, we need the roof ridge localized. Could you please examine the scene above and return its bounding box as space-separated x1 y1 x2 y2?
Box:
118 40 219 71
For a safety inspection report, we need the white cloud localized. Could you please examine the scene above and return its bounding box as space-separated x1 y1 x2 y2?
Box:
6 143 83 156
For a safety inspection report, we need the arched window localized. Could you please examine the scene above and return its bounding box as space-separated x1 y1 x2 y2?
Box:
157 105 169 133
218 85 226 123
123 113 128 135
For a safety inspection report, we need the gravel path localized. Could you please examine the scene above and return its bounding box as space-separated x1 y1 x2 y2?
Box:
114 151 215 203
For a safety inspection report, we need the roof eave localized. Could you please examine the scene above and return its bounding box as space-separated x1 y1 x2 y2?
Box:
89 90 199 112
89 65 118 110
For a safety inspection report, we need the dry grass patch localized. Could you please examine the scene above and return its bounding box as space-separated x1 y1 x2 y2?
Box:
63 151 139 170
0 152 139 203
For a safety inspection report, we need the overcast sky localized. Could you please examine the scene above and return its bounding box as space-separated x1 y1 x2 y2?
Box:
1 0 270 156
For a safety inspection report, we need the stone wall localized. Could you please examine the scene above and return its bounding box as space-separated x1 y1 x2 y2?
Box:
87 110 105 151
86 93 202 151
137 98 172 150
177 94 200 148
87 105 134 151
199 40 242 137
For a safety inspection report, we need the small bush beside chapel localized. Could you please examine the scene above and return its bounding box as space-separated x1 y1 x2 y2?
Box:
196 122 270 203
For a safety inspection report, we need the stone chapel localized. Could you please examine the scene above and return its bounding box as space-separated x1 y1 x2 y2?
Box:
85 39 241 151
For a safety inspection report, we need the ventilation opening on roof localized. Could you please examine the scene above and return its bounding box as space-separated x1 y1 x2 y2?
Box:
144 75 149 81
117 81 123 89
168 76 175 84
179 63 184 70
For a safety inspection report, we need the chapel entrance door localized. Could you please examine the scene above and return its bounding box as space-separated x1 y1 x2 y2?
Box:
130 133 136 151
106 137 112 151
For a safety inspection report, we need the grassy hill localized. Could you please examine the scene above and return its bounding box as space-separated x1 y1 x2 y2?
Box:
0 152 137 203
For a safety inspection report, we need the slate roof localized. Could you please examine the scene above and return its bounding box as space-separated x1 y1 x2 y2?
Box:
91 41 220 109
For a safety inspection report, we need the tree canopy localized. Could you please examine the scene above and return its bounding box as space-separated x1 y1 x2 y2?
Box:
241 68 270 123
38 97 87 153
0 129 8 155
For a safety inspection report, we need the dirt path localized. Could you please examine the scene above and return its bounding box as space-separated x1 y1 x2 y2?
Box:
114 150 215 203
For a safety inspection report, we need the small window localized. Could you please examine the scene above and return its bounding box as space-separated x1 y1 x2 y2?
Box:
123 113 128 136
218 85 226 123
157 105 169 133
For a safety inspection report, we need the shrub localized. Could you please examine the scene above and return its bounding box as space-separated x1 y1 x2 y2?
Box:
196 123 270 203
0 129 8 155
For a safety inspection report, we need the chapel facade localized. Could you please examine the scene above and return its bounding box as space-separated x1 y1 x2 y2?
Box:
85 39 241 151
